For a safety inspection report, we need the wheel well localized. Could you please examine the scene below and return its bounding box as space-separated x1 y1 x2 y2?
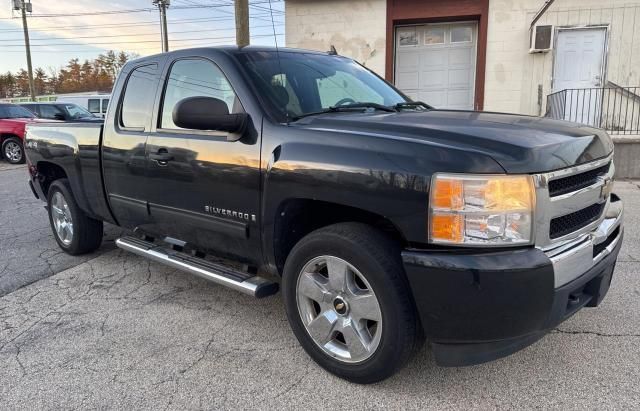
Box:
36 162 68 197
0 133 20 145
273 199 407 274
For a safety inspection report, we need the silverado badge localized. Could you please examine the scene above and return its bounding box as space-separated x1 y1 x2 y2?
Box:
205 205 256 222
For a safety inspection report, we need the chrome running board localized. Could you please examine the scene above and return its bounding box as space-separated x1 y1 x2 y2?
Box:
116 236 278 298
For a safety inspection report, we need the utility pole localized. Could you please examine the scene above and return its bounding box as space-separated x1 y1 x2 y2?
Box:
153 0 170 52
235 0 249 48
14 0 36 101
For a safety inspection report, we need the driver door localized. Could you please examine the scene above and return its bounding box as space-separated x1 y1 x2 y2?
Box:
143 57 262 264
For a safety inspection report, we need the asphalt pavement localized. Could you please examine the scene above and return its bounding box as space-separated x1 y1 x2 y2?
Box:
0 160 639 409
0 162 124 296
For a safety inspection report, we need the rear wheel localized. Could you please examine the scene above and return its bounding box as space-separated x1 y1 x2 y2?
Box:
47 179 103 255
2 137 24 164
282 223 419 384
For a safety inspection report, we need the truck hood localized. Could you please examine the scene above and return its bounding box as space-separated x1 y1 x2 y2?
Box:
296 110 614 173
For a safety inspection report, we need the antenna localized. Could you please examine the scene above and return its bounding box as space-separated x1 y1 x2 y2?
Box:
266 0 289 125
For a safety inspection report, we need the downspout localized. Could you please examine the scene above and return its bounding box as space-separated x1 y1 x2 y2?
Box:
530 0 556 31
530 0 556 116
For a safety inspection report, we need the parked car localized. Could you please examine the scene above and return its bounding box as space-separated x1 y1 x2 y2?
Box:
56 95 110 118
0 103 54 164
19 102 103 123
25 47 623 383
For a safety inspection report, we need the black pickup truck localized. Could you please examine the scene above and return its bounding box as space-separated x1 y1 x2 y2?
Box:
25 46 623 383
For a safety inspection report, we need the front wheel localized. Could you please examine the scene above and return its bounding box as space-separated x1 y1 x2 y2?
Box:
47 179 104 255
282 223 420 384
2 137 25 164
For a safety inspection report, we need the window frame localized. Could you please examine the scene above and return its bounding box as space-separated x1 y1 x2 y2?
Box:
424 27 446 46
156 56 245 137
117 63 159 133
450 25 474 44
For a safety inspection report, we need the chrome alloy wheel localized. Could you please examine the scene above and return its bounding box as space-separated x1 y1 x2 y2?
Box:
51 191 74 246
296 255 382 363
4 141 22 163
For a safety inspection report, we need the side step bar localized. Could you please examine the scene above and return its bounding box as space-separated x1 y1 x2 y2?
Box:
116 236 278 298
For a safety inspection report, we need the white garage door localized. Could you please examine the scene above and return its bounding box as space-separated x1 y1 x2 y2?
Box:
395 23 477 110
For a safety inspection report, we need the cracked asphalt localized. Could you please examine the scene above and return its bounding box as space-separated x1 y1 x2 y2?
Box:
1 161 639 409
0 162 124 297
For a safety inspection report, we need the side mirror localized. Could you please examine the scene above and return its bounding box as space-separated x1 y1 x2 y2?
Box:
173 96 248 135
53 113 66 121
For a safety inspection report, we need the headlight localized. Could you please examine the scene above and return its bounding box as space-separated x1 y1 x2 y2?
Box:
429 174 535 246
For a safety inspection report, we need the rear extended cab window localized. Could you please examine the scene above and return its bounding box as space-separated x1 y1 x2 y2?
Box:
119 64 158 130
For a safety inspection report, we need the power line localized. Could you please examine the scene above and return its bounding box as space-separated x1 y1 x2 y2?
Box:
0 33 284 47
176 0 283 14
0 25 280 42
0 15 282 32
0 1 283 19
0 35 285 53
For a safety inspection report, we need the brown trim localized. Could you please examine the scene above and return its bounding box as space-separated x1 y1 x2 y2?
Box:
386 0 489 110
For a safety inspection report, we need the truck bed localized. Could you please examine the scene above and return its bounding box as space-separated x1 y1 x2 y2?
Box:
25 122 115 224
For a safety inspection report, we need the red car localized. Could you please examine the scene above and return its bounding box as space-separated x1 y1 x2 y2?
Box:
0 103 52 164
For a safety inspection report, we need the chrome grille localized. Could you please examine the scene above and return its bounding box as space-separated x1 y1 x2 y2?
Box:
534 154 614 250
548 163 610 197
549 202 605 239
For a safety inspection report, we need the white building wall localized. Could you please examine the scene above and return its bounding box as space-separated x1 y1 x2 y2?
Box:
285 0 640 116
486 0 640 115
285 0 388 76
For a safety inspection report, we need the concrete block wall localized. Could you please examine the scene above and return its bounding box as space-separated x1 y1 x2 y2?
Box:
613 137 640 178
285 0 388 76
485 0 640 116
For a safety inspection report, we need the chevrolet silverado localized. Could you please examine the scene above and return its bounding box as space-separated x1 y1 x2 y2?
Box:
25 47 624 383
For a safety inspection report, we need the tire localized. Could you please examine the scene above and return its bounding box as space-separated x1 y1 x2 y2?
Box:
2 137 25 164
282 223 420 384
47 179 103 255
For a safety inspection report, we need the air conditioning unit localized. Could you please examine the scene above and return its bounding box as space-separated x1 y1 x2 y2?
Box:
530 25 553 53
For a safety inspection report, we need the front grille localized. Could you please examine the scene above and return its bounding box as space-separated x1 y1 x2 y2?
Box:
550 202 605 239
549 163 610 197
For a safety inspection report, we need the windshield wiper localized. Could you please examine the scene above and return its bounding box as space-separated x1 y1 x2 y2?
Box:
291 102 396 122
393 101 433 111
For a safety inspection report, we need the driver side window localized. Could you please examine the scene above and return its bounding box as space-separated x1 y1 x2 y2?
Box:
40 105 64 119
160 58 242 130
316 71 384 107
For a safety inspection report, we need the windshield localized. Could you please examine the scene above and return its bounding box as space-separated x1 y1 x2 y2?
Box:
63 103 95 118
238 51 409 122
0 105 36 119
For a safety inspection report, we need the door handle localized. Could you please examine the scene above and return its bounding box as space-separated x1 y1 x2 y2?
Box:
149 148 173 165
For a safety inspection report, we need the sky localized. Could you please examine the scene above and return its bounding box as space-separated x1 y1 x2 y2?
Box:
0 0 285 73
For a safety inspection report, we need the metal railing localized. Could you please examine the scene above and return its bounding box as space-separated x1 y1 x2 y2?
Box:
546 86 640 135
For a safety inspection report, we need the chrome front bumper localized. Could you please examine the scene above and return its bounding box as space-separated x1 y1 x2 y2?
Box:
545 195 623 288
